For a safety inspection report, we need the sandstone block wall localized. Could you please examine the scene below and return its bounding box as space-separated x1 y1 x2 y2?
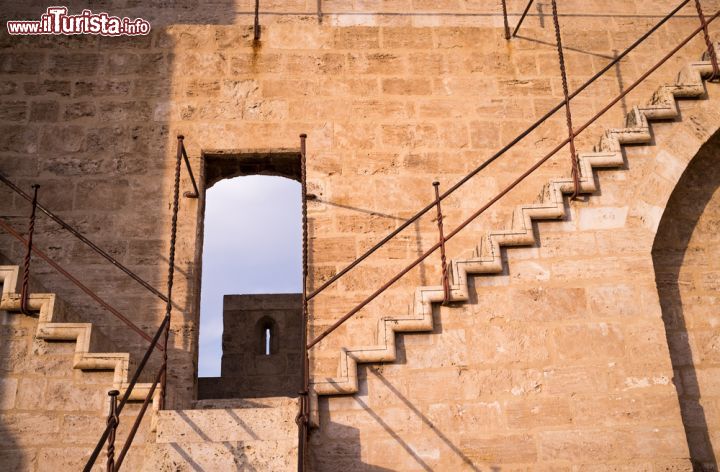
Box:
0 0 719 470
0 310 151 471
654 131 720 470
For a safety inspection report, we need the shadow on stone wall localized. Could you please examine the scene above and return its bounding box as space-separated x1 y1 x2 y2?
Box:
653 129 720 471
0 1 238 468
310 363 486 471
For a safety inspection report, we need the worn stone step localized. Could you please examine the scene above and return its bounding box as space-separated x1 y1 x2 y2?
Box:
155 405 298 444
193 395 297 410
143 439 297 471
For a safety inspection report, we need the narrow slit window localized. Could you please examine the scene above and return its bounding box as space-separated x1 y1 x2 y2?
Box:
265 327 271 356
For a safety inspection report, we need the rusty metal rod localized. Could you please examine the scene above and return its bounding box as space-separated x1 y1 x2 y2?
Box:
501 0 511 39
297 134 310 472
305 0 690 302
160 135 184 408
0 174 168 304
0 218 157 346
113 362 165 471
180 141 199 199
695 0 720 79
20 184 39 316
551 0 581 199
83 314 169 472
254 0 260 41
106 390 119 472
307 9 719 350
512 0 535 37
433 182 450 305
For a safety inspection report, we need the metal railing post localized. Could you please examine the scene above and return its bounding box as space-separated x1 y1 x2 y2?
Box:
297 133 310 472
20 184 39 315
551 0 581 199
433 182 450 305
501 0 511 39
106 390 119 472
305 7 720 351
695 0 720 80
254 0 261 41
160 135 184 409
303 1 691 303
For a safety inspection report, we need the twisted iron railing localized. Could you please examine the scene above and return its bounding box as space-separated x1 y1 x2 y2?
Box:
0 135 196 471
0 1 716 470
298 1 719 468
80 135 192 471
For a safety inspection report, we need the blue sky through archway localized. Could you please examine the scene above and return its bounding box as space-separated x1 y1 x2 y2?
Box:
198 175 302 377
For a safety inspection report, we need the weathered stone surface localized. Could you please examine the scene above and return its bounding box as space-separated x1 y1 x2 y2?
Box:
0 3 718 470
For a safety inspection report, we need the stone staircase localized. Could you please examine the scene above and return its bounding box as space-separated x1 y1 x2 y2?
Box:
0 263 298 469
0 264 156 402
143 396 298 470
308 47 720 424
0 38 717 470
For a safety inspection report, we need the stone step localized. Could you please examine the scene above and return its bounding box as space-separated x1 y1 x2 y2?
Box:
193 395 297 410
143 439 297 471
155 404 298 444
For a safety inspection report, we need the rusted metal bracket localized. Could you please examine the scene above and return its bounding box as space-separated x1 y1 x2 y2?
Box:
513 0 535 37
254 0 261 41
177 135 199 198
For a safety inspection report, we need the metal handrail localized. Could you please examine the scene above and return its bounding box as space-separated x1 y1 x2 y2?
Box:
306 5 720 350
0 218 158 346
0 172 169 303
306 0 691 302
83 314 169 471
82 135 191 471
114 362 165 470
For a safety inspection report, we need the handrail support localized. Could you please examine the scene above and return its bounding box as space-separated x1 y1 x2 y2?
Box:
551 0 581 199
695 0 720 80
433 182 451 305
297 133 310 472
177 136 199 198
513 0 535 37
500 0 511 40
106 390 119 472
20 184 39 316
254 0 261 41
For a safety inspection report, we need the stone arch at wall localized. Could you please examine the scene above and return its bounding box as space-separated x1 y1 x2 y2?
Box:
653 128 720 470
191 150 303 400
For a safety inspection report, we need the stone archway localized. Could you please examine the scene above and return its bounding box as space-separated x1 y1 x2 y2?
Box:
653 129 720 470
192 149 303 400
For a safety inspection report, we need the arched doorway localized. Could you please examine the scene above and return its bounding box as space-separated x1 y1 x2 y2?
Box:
653 130 720 470
196 151 303 399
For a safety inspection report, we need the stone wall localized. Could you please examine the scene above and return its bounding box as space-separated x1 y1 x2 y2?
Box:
0 0 719 469
0 309 151 471
198 293 302 399
308 98 720 470
654 131 720 470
